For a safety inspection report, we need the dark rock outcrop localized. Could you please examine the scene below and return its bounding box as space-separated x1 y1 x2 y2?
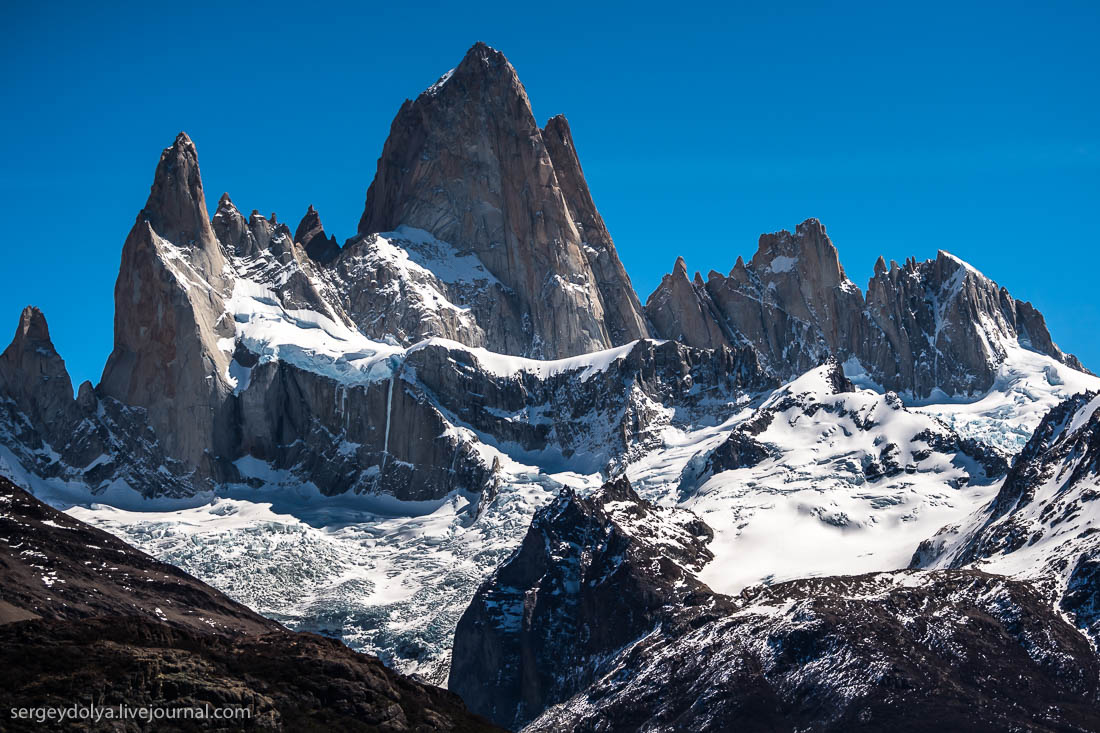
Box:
449 477 720 729
408 338 777 474
529 571 1100 733
0 475 278 632
294 204 341 264
450 474 1100 731
228 354 495 501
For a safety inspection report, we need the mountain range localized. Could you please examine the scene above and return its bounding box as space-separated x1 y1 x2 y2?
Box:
2 41 1099 731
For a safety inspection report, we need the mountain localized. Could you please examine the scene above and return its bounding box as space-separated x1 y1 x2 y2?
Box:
913 390 1100 648
99 132 236 479
646 218 1085 399
356 41 648 357
0 475 500 732
454 478 1100 731
449 477 718 729
1 39 1099 729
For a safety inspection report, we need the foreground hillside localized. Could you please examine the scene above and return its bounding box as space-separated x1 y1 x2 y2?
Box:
0 476 499 732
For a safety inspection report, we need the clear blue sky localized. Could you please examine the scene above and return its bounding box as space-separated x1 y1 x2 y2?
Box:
3 1 1098 388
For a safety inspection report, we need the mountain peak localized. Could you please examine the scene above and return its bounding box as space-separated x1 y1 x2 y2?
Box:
356 42 647 358
12 305 51 345
462 40 508 67
139 132 217 254
295 205 340 264
0 306 74 427
795 217 827 237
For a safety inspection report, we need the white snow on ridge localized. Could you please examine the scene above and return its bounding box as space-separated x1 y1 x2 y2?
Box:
377 226 500 288
912 345 1100 453
408 337 658 382
766 255 798 274
228 278 403 386
628 364 1003 596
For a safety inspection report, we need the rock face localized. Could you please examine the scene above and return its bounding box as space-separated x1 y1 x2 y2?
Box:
0 476 502 733
913 391 1100 647
1 126 776 503
449 477 720 729
646 219 1084 398
408 338 776 475
452 475 1100 731
230 356 495 501
540 114 650 346
528 570 1100 733
645 256 732 350
357 42 648 358
98 132 235 479
0 308 193 497
294 204 341 264
863 250 1084 398
0 307 75 433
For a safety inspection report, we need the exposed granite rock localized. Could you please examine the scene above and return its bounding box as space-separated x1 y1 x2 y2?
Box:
645 257 731 350
862 250 1084 397
357 42 647 358
98 132 235 480
228 352 495 501
294 204 341 264
647 218 1086 398
0 308 193 497
541 114 650 346
0 307 74 433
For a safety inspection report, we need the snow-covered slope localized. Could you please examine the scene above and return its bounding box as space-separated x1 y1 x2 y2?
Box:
627 361 1011 594
914 389 1100 647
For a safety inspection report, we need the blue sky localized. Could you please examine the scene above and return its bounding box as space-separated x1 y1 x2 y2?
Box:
3 1 1098 388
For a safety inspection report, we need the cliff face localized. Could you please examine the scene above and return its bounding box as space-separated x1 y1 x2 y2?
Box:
98 132 236 479
647 219 1084 398
0 307 74 432
357 42 648 358
862 250 1084 397
449 477 719 729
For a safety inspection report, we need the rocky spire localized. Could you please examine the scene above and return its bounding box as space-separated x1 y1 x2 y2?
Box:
356 42 645 358
863 248 1086 396
0 306 75 428
540 114 649 345
644 257 730 350
294 205 340 264
136 132 223 280
99 133 235 479
649 218 867 377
